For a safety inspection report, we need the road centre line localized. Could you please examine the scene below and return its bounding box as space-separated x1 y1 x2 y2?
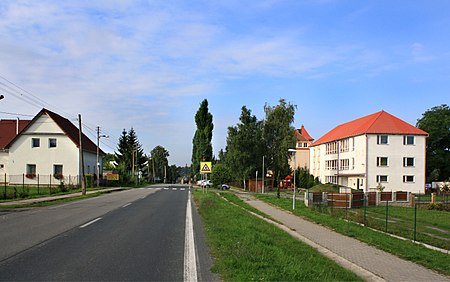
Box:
184 190 198 282
79 217 102 228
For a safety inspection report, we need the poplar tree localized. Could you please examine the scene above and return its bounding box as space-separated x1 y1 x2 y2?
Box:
191 99 214 176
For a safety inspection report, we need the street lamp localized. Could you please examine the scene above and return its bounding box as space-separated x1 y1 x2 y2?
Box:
96 127 109 188
288 148 297 210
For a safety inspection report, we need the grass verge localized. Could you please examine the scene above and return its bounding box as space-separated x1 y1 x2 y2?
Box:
193 190 363 281
0 192 104 208
256 194 450 276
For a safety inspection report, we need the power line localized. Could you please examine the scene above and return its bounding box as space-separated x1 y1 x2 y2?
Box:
0 111 34 117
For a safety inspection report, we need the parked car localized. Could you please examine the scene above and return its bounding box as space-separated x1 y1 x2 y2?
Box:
221 184 230 190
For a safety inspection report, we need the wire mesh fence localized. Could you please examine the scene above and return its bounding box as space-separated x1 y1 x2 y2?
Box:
307 191 450 251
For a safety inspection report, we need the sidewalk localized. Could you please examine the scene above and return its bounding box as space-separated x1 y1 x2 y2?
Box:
235 192 450 282
0 187 126 207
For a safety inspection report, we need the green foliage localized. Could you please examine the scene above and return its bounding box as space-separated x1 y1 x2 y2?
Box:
224 106 264 186
211 164 232 186
150 145 170 182
115 128 146 183
296 167 317 188
427 202 445 211
102 153 116 170
58 181 68 193
85 174 93 188
263 99 296 183
416 104 450 182
192 99 214 177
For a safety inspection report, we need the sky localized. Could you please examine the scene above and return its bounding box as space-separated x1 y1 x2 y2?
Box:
0 0 449 166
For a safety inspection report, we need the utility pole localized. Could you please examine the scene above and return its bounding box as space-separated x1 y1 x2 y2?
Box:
96 127 108 188
78 114 86 195
152 157 155 183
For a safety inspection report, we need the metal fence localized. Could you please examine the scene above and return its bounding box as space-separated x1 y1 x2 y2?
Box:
305 191 450 251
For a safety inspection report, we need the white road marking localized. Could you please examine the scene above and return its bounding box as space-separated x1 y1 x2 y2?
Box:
184 190 198 282
164 187 169 190
122 203 132 208
181 188 185 191
79 217 102 228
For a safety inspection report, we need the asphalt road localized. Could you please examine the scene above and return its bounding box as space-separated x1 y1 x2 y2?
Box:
0 184 218 281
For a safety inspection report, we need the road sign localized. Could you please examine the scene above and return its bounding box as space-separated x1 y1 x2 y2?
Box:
200 162 212 173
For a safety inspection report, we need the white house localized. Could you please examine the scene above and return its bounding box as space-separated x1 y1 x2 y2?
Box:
310 111 428 193
2 108 103 185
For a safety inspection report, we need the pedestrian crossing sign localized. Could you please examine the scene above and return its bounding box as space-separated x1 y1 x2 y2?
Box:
200 162 212 173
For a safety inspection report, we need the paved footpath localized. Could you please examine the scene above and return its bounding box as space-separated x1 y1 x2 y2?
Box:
236 193 450 282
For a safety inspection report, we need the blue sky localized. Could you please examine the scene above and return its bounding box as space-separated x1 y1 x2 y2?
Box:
0 1 449 166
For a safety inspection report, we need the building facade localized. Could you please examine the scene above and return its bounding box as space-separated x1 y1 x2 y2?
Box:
1 108 103 185
310 111 428 193
289 125 314 170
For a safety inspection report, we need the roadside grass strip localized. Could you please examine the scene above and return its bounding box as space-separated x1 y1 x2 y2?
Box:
0 192 103 208
256 194 450 276
193 191 362 281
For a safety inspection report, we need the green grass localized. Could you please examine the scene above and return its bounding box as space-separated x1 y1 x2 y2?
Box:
193 190 363 281
0 192 104 208
256 194 450 276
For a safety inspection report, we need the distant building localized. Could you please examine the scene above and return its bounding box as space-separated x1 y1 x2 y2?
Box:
1 108 103 185
310 111 428 193
289 125 314 170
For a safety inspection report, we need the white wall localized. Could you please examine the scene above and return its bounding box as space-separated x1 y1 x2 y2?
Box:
367 134 426 193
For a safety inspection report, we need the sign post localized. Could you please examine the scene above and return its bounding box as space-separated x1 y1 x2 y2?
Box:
200 162 212 192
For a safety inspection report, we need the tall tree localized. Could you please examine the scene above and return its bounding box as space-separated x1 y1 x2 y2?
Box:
192 99 214 177
151 145 169 182
416 104 450 182
225 106 264 188
263 99 297 185
115 128 146 182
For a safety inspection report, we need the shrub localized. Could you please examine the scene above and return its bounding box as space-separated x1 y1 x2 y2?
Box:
427 202 444 211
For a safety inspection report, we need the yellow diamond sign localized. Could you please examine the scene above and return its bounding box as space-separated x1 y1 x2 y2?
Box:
200 162 212 173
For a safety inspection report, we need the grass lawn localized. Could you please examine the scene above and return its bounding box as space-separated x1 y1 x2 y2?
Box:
193 190 362 281
256 194 450 276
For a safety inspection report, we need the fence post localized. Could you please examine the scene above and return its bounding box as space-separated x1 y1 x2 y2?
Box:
49 174 52 194
22 173 25 193
413 197 417 242
364 194 367 226
385 200 389 233
3 173 6 199
37 174 40 194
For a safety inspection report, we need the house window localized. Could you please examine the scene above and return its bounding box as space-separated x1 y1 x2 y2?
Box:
26 164 36 178
376 175 388 183
32 138 40 148
326 142 337 154
351 137 355 151
49 138 57 148
303 143 308 148
403 175 415 183
403 135 415 145
352 158 355 170
0 164 4 169
53 165 63 180
340 159 349 170
403 157 415 167
339 139 349 152
377 157 389 167
377 135 388 145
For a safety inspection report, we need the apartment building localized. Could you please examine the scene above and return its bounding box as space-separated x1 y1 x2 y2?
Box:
310 111 428 193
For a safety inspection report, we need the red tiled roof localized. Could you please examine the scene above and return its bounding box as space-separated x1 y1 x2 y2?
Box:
6 108 102 154
295 124 314 142
313 110 428 146
0 120 31 149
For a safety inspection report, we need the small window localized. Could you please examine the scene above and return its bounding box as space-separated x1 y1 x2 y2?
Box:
26 164 37 179
403 157 415 167
53 165 63 180
49 138 57 148
377 157 389 167
403 135 415 145
377 135 388 145
0 164 4 169
297 142 302 148
32 138 40 148
403 175 415 183
303 143 308 148
376 175 388 183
